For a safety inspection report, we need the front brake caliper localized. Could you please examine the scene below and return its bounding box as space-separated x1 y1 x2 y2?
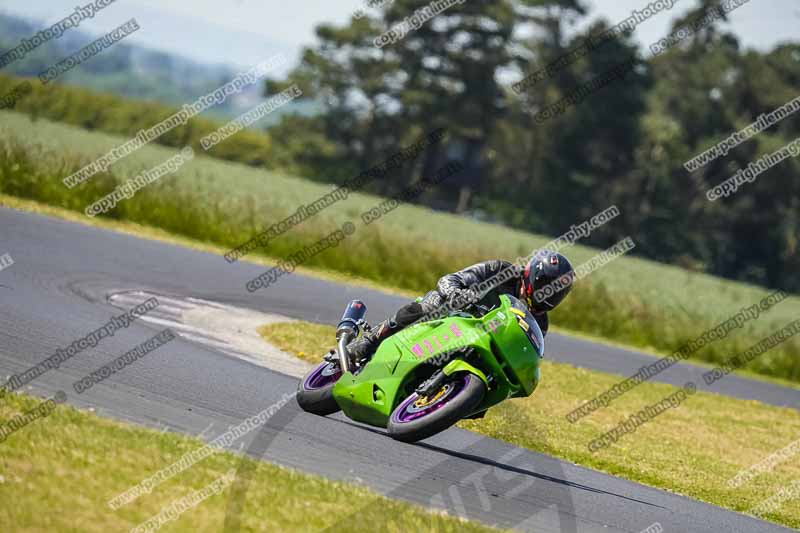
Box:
415 369 446 398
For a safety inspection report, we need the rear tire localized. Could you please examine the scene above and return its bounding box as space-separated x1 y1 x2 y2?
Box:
297 360 342 416
387 374 485 443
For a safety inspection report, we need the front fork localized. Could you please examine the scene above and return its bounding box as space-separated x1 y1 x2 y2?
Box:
416 358 491 398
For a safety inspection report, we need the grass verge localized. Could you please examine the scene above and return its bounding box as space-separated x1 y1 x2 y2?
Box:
260 321 800 529
0 391 500 532
0 193 416 299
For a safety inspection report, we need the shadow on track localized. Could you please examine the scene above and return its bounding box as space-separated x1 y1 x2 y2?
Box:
223 397 580 532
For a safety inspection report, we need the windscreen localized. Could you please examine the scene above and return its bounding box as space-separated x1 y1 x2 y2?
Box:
506 295 545 356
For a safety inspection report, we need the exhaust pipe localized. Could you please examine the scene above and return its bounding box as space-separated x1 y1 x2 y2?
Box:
336 300 367 374
337 334 353 374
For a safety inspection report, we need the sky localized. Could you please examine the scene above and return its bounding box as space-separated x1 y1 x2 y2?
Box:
1 0 798 73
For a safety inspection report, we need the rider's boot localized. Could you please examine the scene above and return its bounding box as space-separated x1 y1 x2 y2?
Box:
347 319 399 361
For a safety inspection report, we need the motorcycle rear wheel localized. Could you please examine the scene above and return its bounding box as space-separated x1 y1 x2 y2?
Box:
297 360 342 415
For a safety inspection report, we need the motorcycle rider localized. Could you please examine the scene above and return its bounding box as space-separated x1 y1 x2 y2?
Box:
348 250 575 360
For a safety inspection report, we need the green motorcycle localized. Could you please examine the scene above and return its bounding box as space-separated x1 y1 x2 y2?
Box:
296 294 544 442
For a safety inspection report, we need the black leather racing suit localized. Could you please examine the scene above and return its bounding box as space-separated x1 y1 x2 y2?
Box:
375 260 549 342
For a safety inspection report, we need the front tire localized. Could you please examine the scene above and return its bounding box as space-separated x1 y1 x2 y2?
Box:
297 360 342 415
387 374 485 443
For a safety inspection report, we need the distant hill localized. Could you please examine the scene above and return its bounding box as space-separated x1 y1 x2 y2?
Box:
0 11 317 124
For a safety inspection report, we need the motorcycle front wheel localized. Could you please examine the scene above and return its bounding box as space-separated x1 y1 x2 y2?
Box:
387 373 485 443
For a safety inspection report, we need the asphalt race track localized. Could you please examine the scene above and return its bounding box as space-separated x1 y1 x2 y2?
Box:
0 206 795 532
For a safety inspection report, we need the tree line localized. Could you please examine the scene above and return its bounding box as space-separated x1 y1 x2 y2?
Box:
266 0 800 293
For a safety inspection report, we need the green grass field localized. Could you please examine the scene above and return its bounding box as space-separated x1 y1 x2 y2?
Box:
260 321 800 529
2 109 800 382
0 391 500 532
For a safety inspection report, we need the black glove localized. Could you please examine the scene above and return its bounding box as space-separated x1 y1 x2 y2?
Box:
447 288 477 309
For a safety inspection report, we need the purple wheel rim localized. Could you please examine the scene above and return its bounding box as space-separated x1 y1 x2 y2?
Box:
303 361 341 390
392 375 470 423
